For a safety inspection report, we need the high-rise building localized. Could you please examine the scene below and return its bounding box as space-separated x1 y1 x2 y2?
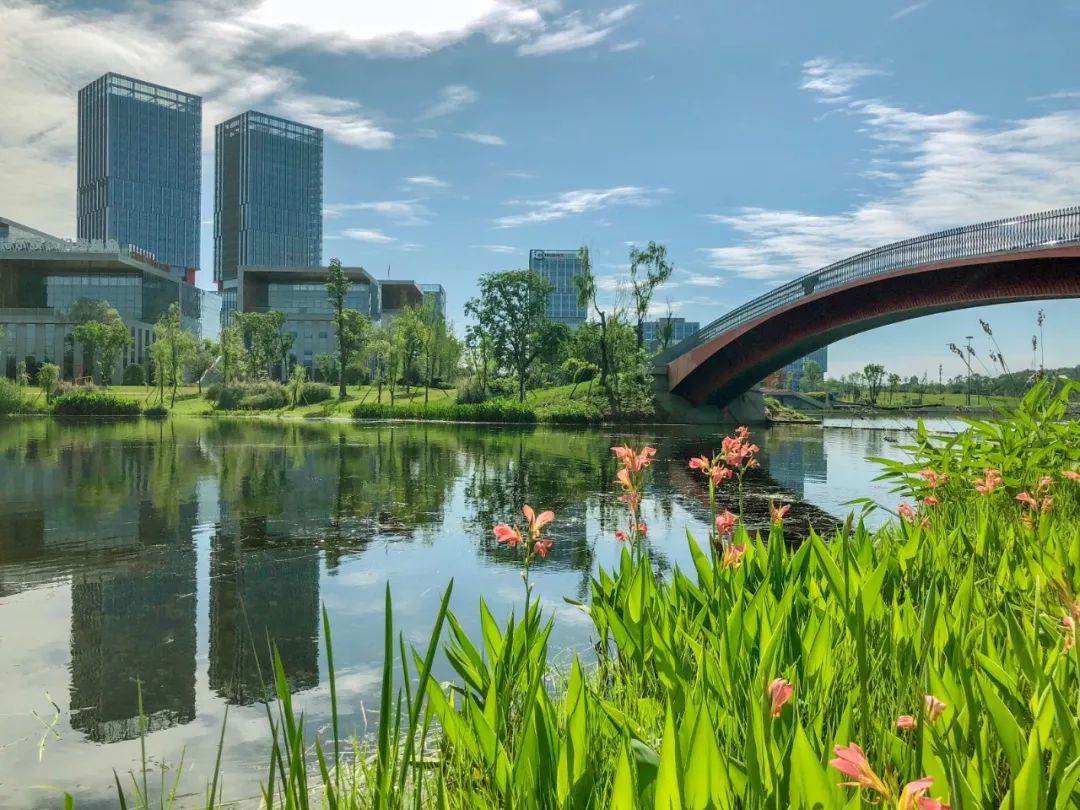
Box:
77 73 202 277
529 249 588 328
214 111 323 319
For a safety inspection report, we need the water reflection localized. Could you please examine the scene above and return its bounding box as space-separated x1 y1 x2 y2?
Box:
0 417 924 807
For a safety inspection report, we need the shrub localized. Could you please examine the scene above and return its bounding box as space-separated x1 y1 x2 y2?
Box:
51 390 141 416
299 382 333 405
122 363 147 386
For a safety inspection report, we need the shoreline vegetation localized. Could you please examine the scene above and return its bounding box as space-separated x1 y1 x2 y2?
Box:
42 380 1080 808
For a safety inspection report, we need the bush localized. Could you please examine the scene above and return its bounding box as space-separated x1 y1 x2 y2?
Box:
299 382 333 405
0 378 31 414
122 363 147 386
353 398 538 423
51 390 141 416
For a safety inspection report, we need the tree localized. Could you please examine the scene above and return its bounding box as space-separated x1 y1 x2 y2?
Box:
72 313 131 386
466 270 553 402
151 303 196 406
628 241 674 349
219 325 245 387
37 362 60 403
863 363 886 405
573 246 611 390
801 359 824 392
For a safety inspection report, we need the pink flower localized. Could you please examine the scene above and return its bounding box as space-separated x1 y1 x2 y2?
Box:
923 495 939 507
1062 469 1080 481
768 678 793 717
532 539 554 559
829 743 889 796
1015 491 1037 509
722 542 747 570
924 694 946 722
715 510 738 537
493 524 523 548
919 468 949 489
770 501 791 524
896 714 917 730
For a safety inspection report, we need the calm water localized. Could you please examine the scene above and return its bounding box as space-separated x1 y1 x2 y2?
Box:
0 415 962 808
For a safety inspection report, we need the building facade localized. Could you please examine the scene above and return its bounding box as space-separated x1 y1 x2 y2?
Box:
215 112 324 321
77 73 202 277
0 231 219 380
529 249 588 328
642 316 701 351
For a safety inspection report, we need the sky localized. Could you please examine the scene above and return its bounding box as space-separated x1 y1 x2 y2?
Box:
1 0 1079 379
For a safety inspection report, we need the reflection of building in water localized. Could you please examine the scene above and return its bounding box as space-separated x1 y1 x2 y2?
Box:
758 429 828 500
68 500 198 743
208 517 320 705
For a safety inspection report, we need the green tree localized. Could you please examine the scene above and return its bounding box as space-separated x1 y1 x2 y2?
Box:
863 363 886 405
72 312 131 386
628 241 674 349
218 324 245 387
151 303 197 406
466 270 553 402
37 362 60 403
801 359 824 392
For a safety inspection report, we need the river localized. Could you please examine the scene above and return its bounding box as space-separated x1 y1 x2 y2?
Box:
0 415 964 808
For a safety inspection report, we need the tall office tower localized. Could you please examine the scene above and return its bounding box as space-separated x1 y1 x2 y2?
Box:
77 73 202 277
528 249 588 328
214 111 323 317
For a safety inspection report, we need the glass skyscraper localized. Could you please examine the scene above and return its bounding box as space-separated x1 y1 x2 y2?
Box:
529 249 588 328
77 73 202 277
214 111 323 300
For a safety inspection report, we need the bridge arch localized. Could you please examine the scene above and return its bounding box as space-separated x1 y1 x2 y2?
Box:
660 208 1080 406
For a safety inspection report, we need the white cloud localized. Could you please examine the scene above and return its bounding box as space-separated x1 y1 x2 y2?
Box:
495 186 657 228
274 94 394 149
342 228 397 243
700 66 1080 281
475 244 518 253
404 175 449 188
459 132 507 146
517 4 638 57
611 40 641 52
891 0 934 20
324 200 429 224
800 58 884 102
421 84 478 118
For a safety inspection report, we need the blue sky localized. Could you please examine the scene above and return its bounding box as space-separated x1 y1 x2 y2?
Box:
1 0 1079 378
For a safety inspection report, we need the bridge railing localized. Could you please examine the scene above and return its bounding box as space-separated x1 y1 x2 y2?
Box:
657 206 1080 364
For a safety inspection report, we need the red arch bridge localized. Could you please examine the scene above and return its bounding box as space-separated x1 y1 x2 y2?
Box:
656 206 1080 407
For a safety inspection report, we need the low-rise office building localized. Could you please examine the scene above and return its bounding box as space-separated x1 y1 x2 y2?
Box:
0 222 219 380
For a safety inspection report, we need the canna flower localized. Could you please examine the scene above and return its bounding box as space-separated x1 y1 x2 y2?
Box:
896 714 917 731
493 524 523 547
715 510 738 538
924 694 946 722
532 539 554 559
919 468 949 489
1015 491 1037 509
614 530 628 543
829 743 889 796
770 501 791 524
898 777 949 810
768 678 793 717
923 495 939 507
722 542 747 570
972 468 1003 495
1062 469 1079 481
1041 495 1053 513
1064 613 1076 651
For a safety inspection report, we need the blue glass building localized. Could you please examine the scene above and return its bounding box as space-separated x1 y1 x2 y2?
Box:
77 74 202 277
214 111 323 321
529 249 588 328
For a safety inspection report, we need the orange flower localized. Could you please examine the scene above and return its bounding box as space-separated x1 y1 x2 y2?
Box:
770 501 791 524
493 524 523 548
1062 469 1080 481
715 510 738 537
829 743 889 796
533 539 554 559
722 542 747 570
896 714 917 730
768 678 793 717
924 694 946 722
1015 491 1037 509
